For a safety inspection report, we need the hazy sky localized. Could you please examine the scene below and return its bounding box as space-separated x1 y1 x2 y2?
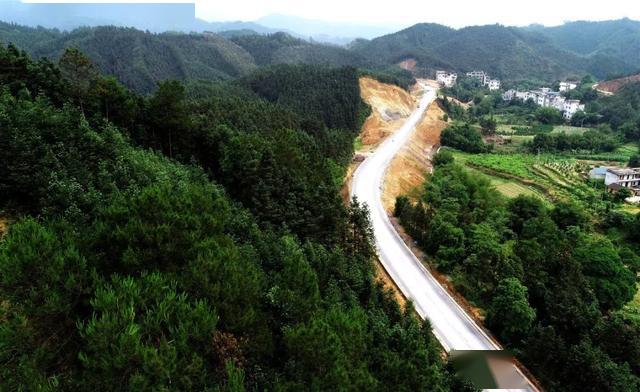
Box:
197 0 640 27
23 0 640 28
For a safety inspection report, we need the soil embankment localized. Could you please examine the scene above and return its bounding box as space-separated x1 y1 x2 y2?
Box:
358 77 416 148
381 101 447 212
595 73 640 94
341 77 417 201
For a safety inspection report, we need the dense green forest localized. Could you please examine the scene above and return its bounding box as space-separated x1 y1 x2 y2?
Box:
0 44 472 390
0 22 377 94
395 157 640 391
350 23 634 81
2 19 640 95
528 19 640 76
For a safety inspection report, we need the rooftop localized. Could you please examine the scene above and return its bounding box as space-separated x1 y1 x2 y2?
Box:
607 168 640 176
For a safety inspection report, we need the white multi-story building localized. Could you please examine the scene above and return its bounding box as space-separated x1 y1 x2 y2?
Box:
487 79 501 91
604 168 640 196
502 89 517 101
559 81 578 92
563 99 585 119
503 86 584 120
436 70 458 87
466 70 502 91
466 70 490 85
548 94 566 112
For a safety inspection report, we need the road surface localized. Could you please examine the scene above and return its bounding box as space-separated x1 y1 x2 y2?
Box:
351 82 539 391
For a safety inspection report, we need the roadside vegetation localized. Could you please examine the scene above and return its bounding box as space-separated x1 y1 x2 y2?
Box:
396 155 640 391
397 74 640 390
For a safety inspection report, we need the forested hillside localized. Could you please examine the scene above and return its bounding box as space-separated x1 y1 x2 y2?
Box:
396 159 640 391
0 23 258 93
530 19 640 75
2 18 640 94
352 23 635 81
230 32 368 67
0 22 376 94
0 43 471 390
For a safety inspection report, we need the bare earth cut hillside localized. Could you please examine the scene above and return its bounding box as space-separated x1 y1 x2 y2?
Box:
596 73 640 94
382 90 447 211
348 77 448 210
358 77 416 147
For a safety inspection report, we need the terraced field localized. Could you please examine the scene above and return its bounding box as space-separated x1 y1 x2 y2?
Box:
450 151 599 202
464 166 542 198
496 124 591 135
572 143 639 163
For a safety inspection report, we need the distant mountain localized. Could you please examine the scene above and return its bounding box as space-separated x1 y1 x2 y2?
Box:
0 22 371 93
351 23 637 81
0 2 394 45
0 1 279 35
230 32 368 67
256 14 400 45
3 7 640 88
528 19 640 77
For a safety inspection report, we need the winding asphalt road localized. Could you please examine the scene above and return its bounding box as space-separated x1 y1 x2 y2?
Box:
351 82 539 391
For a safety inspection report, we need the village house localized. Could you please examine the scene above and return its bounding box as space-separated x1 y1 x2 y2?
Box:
559 81 578 92
503 86 584 120
563 99 585 119
436 70 458 87
487 79 501 91
589 166 611 180
604 168 640 196
466 70 489 85
466 70 501 91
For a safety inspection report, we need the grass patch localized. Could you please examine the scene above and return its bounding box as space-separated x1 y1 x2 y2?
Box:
454 152 555 179
354 136 363 151
620 204 640 215
496 124 519 134
571 143 638 162
622 284 640 323
493 135 534 153
449 150 603 202
496 124 591 136
465 167 542 199
551 125 591 135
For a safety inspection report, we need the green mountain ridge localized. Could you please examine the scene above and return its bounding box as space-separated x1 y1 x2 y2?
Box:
352 22 636 81
0 23 368 93
2 19 639 93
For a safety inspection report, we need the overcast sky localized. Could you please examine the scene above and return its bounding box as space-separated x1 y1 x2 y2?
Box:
197 0 640 27
23 0 640 28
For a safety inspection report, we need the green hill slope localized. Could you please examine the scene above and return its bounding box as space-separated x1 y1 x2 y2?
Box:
0 23 369 93
526 19 640 78
352 23 635 81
